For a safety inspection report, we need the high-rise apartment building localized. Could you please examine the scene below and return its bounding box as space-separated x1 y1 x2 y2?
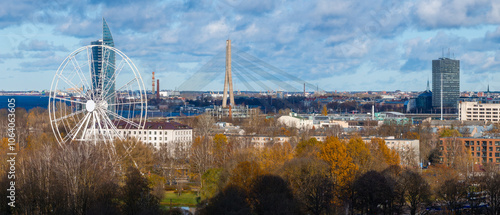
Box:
91 18 115 104
432 57 460 109
458 101 500 122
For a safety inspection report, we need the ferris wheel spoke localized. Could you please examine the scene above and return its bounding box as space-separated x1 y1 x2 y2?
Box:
86 47 95 98
53 109 86 123
101 109 122 141
69 56 92 91
103 58 124 88
79 111 93 142
94 111 108 144
105 109 141 129
63 112 91 142
90 112 98 143
97 109 114 141
104 78 137 101
57 74 88 98
109 101 143 106
53 97 86 105
97 108 124 141
99 47 114 95
101 59 125 100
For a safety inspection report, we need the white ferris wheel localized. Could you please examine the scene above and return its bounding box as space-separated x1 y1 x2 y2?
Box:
49 45 147 146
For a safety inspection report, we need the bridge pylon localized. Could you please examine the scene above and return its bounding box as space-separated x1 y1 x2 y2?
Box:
222 39 235 108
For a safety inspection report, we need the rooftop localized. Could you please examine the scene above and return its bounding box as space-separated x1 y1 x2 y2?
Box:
114 120 192 130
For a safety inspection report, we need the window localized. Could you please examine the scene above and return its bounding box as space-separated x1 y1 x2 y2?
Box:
477 147 481 151
471 147 474 151
477 152 481 156
496 141 500 146
490 147 494 151
496 153 500 157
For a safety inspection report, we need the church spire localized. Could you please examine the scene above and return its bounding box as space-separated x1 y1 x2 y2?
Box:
426 78 430 92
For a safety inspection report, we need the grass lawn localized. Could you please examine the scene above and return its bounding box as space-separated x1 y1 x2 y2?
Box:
160 191 198 207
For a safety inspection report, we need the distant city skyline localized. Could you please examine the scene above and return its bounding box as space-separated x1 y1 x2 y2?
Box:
1 0 500 92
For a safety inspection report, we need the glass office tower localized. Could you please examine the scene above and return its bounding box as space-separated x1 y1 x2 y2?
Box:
432 58 460 109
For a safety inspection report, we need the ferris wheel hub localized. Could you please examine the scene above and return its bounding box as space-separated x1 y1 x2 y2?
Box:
86 100 96 112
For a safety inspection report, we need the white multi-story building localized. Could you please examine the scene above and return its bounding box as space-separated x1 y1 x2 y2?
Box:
278 113 314 129
363 136 420 166
459 101 500 122
115 121 193 152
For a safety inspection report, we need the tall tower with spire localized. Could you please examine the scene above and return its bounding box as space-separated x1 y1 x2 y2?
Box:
91 18 115 107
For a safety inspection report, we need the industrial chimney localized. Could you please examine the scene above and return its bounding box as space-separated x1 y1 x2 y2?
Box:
157 79 160 100
152 71 155 95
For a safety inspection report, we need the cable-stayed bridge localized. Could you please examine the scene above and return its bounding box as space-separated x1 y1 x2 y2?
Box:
178 40 321 97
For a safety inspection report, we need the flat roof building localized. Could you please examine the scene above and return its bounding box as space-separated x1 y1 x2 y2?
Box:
432 57 460 110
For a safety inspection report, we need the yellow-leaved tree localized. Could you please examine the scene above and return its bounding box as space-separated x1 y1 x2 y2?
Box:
295 138 321 157
318 136 358 206
258 142 294 172
347 137 372 173
370 138 400 167
213 134 231 167
322 105 328 116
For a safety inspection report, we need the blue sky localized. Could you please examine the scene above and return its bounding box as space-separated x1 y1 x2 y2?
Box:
1 0 500 92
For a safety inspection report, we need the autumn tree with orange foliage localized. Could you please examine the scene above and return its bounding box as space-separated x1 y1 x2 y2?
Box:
369 138 401 169
295 138 321 157
228 161 265 191
213 134 232 167
258 142 294 172
319 136 358 206
347 137 372 173
322 105 328 116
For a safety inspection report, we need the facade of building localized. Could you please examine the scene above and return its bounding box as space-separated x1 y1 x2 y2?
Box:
206 105 259 119
115 121 193 154
416 91 432 113
439 137 500 165
432 57 460 109
362 137 420 166
458 101 500 122
278 113 314 129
